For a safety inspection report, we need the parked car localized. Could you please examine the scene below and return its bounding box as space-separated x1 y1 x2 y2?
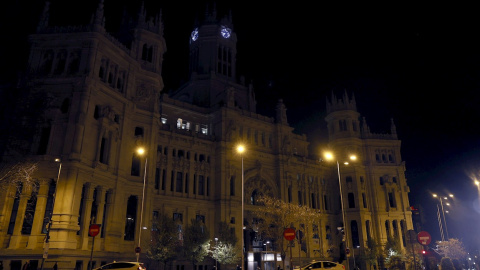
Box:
94 262 146 270
293 261 345 270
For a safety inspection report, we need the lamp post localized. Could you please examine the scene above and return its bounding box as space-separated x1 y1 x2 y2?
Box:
324 152 356 270
432 193 453 241
237 144 246 270
136 147 148 262
215 237 219 270
40 158 62 270
264 241 270 270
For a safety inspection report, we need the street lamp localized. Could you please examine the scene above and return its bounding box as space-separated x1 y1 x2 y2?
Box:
324 151 356 270
136 147 148 262
236 144 246 270
432 193 453 241
215 237 219 270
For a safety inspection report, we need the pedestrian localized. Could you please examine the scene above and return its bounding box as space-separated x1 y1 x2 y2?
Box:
53 263 58 270
22 261 30 270
278 266 280 270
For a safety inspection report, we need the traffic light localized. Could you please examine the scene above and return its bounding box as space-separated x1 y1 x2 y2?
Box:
422 250 426 255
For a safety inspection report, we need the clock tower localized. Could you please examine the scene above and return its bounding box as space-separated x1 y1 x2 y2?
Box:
188 6 236 80
169 4 256 111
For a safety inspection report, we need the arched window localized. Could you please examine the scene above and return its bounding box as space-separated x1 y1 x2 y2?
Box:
124 196 137 241
350 220 360 247
251 189 261 205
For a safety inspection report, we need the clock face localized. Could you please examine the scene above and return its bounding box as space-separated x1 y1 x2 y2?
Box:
220 26 231 38
191 28 199 41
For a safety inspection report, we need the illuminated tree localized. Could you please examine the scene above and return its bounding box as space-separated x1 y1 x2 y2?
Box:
0 161 38 193
252 196 323 270
183 218 211 266
435 238 467 261
212 221 239 265
147 212 180 270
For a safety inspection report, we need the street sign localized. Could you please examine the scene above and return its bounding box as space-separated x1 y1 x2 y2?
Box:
284 228 296 241
417 231 431 246
135 246 142 253
89 224 101 237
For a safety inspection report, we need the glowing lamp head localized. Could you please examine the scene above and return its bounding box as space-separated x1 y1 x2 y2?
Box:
137 147 146 155
237 145 245 154
324 152 334 161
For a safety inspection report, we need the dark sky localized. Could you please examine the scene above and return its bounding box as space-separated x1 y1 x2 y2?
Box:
3 0 480 250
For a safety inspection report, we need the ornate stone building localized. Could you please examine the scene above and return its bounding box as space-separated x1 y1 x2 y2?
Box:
0 1 413 270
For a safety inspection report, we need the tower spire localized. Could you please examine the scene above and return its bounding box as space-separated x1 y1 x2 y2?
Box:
37 1 50 33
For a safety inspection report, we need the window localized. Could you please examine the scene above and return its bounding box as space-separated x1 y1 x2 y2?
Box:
7 186 21 234
134 127 143 136
298 191 303 206
174 213 183 223
76 185 86 235
155 168 160 189
196 215 205 224
348 193 355 208
346 176 353 183
42 180 56 233
185 173 189 193
230 176 235 196
99 137 110 164
124 196 137 241
22 185 38 234
206 177 210 196
351 220 360 247
388 192 396 208
161 169 166 190
288 187 292 203
131 153 141 176
311 193 316 209
176 172 183 192
198 175 204 195
324 195 329 210
380 177 384 185
362 193 367 208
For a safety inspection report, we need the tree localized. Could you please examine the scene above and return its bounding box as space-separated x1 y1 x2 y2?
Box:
435 238 468 261
440 257 455 270
183 218 211 266
213 242 239 266
0 161 38 197
252 196 323 270
360 238 381 270
147 212 180 270
384 235 404 270
212 221 239 266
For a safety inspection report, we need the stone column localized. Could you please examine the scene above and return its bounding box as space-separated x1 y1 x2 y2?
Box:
27 179 51 249
94 186 105 249
79 183 94 250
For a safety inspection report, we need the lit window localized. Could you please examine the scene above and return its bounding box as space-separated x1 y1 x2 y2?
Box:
177 118 182 129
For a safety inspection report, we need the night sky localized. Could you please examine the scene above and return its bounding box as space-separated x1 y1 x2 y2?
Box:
2 0 480 250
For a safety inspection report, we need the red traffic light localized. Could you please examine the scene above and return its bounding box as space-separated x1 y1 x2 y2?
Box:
422 250 426 254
